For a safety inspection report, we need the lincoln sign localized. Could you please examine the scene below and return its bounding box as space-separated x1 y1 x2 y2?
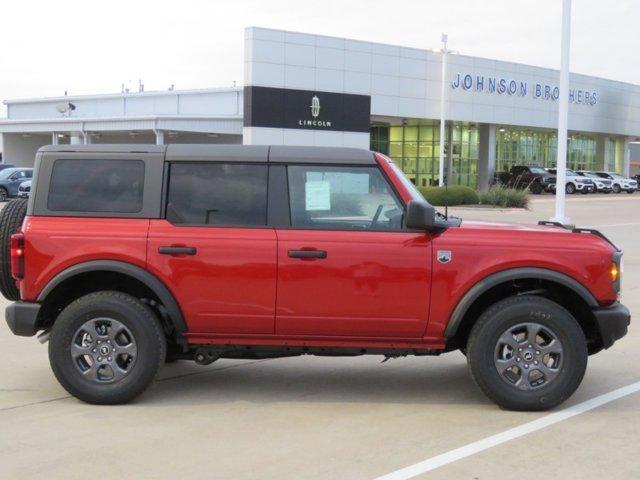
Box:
243 86 371 132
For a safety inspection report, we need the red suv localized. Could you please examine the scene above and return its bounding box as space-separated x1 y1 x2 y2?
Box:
1 145 630 410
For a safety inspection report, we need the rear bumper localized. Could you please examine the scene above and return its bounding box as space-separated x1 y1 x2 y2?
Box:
592 302 630 349
5 301 41 336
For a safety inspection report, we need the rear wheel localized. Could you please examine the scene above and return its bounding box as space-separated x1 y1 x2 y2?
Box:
626 189 635 194
49 291 166 404
467 295 587 411
0 198 28 300
0 188 8 202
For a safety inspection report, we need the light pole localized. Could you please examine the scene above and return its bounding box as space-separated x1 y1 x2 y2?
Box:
551 0 572 224
438 33 449 187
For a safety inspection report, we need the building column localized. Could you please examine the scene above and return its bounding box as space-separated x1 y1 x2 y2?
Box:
478 124 496 192
595 135 606 171
51 132 59 145
155 130 165 145
623 137 632 177
70 133 83 145
446 123 453 184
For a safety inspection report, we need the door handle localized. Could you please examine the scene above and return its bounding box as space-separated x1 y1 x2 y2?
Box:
158 246 197 255
288 249 327 259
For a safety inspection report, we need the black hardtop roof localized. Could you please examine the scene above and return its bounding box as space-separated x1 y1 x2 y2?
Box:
38 144 376 164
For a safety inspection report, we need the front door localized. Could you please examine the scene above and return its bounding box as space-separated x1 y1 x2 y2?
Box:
147 161 277 335
275 164 432 338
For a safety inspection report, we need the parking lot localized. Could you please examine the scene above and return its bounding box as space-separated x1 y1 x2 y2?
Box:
1 193 638 480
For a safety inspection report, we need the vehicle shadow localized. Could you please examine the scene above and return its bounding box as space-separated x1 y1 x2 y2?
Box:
143 354 489 408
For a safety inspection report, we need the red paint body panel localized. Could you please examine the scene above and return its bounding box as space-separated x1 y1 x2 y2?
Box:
146 220 277 334
20 216 149 301
424 220 617 338
275 229 432 337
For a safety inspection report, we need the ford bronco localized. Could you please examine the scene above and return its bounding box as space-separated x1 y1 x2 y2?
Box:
1 144 630 410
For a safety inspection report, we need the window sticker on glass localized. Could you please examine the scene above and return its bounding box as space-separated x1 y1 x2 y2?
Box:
305 180 331 211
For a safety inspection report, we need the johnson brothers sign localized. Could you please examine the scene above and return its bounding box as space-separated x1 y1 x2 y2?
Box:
451 72 598 106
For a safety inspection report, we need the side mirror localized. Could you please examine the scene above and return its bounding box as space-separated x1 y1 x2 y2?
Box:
405 200 437 230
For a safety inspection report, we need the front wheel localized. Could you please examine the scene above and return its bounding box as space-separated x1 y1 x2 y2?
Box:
565 183 576 194
467 295 587 411
0 188 8 202
612 184 622 193
529 183 543 195
49 291 166 404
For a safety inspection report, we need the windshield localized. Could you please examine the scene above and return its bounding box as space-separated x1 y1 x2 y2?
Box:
609 173 625 179
0 168 19 180
581 172 598 178
530 167 547 174
389 161 425 201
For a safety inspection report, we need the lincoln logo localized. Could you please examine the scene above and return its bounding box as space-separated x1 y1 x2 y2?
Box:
310 95 320 118
299 94 331 127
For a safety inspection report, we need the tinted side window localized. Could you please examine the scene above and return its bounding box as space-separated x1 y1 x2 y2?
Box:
287 165 403 230
48 159 144 213
166 163 268 226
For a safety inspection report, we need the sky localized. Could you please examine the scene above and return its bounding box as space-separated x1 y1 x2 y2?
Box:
0 0 638 115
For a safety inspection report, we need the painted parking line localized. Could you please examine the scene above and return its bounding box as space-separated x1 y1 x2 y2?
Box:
373 381 640 480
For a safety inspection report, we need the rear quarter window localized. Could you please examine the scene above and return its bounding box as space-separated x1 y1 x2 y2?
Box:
47 159 145 213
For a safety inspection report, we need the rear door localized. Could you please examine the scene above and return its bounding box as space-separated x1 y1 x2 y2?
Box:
147 160 277 335
274 163 432 338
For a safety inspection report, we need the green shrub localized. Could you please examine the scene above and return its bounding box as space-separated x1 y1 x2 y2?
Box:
418 185 479 206
479 185 529 208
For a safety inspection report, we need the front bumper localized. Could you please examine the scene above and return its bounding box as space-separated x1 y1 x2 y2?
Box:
17 192 29 198
592 302 630 349
5 301 41 336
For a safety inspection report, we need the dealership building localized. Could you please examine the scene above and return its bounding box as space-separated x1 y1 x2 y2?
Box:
1 26 639 188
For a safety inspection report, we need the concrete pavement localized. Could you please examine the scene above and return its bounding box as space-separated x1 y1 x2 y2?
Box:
1 194 639 480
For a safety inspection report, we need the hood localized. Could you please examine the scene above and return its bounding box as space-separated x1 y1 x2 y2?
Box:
458 220 571 233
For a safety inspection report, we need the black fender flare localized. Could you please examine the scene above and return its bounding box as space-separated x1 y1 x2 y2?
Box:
37 260 187 333
444 267 598 338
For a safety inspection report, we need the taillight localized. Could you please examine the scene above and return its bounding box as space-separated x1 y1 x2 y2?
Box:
10 233 24 280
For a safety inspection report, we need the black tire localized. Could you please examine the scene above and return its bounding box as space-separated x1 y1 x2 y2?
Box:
49 291 166 404
580 189 589 194
612 183 621 193
0 198 28 300
565 183 576 194
604 190 611 194
626 189 634 194
529 183 543 195
467 295 587 411
0 188 8 202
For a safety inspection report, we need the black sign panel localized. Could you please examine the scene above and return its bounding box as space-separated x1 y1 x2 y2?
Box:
244 86 371 133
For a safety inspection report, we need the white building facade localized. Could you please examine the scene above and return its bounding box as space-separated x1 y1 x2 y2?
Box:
2 27 639 189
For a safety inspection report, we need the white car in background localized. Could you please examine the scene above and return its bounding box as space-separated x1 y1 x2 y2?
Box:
577 171 613 193
594 171 637 194
546 168 595 194
17 180 31 198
